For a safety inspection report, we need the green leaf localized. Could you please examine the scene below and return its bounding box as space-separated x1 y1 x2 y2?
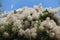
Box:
14 10 17 14
0 2 2 7
40 12 48 20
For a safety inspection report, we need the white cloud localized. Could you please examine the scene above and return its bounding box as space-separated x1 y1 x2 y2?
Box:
11 4 13 9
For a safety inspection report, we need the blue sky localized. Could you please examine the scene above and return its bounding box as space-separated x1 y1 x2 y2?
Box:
0 0 60 12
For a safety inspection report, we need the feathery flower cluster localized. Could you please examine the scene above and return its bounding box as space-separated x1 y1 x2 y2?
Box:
0 4 60 40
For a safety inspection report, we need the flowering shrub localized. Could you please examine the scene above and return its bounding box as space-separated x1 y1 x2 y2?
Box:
0 4 60 40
